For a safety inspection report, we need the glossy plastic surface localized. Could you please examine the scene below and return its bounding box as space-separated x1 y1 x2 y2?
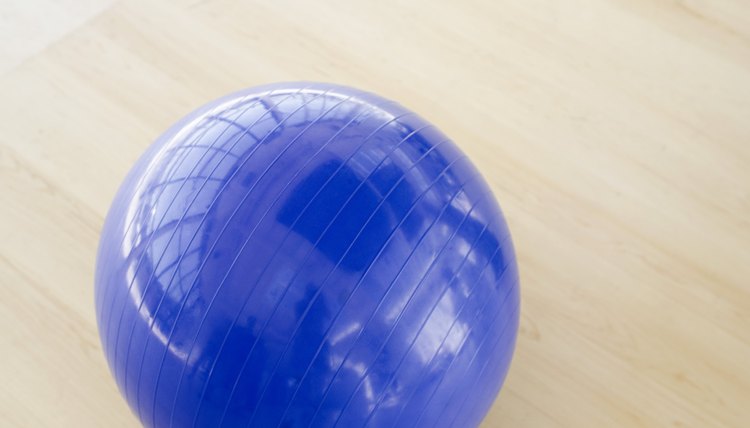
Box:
94 82 520 428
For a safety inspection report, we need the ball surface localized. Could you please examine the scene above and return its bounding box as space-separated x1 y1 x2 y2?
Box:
95 82 520 428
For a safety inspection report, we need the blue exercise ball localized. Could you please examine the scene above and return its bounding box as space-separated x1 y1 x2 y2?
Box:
95 82 520 428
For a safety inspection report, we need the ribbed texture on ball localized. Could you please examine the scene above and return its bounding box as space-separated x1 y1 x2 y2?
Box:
94 82 520 428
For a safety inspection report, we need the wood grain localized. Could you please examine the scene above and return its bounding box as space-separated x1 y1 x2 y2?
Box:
1 0 748 426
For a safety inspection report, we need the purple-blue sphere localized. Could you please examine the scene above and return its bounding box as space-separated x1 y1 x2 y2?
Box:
95 82 520 428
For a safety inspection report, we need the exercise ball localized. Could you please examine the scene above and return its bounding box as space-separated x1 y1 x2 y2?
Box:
94 82 520 428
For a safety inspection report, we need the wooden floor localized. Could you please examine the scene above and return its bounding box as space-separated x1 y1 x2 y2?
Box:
1 0 749 426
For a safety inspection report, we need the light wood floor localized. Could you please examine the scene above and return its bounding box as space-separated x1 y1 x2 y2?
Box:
1 0 749 426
